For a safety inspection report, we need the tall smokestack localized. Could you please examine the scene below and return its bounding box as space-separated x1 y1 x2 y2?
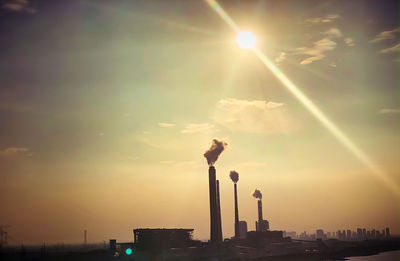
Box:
216 180 223 242
230 171 240 239
257 199 263 222
204 139 227 244
208 166 219 244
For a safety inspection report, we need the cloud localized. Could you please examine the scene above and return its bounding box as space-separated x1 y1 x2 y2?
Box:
304 14 340 24
128 156 140 160
298 38 337 65
378 108 400 114
344 37 355 47
158 122 176 128
0 147 31 157
275 52 286 63
323 28 342 38
181 123 214 134
214 98 293 134
369 28 399 43
330 62 337 67
300 55 325 65
2 0 36 13
379 44 400 54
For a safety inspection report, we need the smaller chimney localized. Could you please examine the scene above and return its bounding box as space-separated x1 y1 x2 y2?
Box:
258 199 263 222
216 180 223 242
234 183 239 239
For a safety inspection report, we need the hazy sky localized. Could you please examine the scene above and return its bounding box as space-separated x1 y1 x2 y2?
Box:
0 0 399 245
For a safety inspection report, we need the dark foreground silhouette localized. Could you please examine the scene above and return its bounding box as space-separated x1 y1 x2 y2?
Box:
1 237 399 261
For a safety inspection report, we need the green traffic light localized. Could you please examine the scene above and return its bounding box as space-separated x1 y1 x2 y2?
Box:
125 248 133 255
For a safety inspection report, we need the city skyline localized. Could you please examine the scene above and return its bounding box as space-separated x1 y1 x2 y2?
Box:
0 0 399 245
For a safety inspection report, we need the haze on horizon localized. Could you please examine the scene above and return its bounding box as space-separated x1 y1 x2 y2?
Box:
0 0 399 245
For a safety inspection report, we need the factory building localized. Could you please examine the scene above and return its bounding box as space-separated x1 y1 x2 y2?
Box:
247 230 284 245
239 221 248 239
256 220 270 232
133 228 195 251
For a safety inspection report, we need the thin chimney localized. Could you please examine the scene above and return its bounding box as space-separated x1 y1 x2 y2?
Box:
234 183 239 239
216 180 223 242
258 199 263 222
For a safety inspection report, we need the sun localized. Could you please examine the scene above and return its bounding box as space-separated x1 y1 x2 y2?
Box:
236 31 256 49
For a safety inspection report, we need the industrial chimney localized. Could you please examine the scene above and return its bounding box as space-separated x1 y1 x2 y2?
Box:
257 199 263 222
208 166 220 244
204 139 227 244
234 183 239 238
216 180 223 242
229 170 240 239
253 189 269 232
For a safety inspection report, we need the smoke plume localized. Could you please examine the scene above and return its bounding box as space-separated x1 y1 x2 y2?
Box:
253 189 262 199
204 139 228 166
229 171 239 183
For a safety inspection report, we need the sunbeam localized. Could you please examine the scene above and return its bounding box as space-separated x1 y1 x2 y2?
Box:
205 0 400 196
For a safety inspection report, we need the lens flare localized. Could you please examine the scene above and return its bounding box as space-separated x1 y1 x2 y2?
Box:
205 0 399 196
236 31 256 49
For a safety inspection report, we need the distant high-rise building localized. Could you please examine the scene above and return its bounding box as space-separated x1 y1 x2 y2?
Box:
385 227 390 238
300 231 307 240
362 228 367 238
372 229 376 238
316 229 324 239
109 239 117 254
346 230 351 239
238 221 247 239
357 228 362 239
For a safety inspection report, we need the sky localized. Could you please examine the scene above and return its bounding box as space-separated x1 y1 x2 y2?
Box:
0 0 399 245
